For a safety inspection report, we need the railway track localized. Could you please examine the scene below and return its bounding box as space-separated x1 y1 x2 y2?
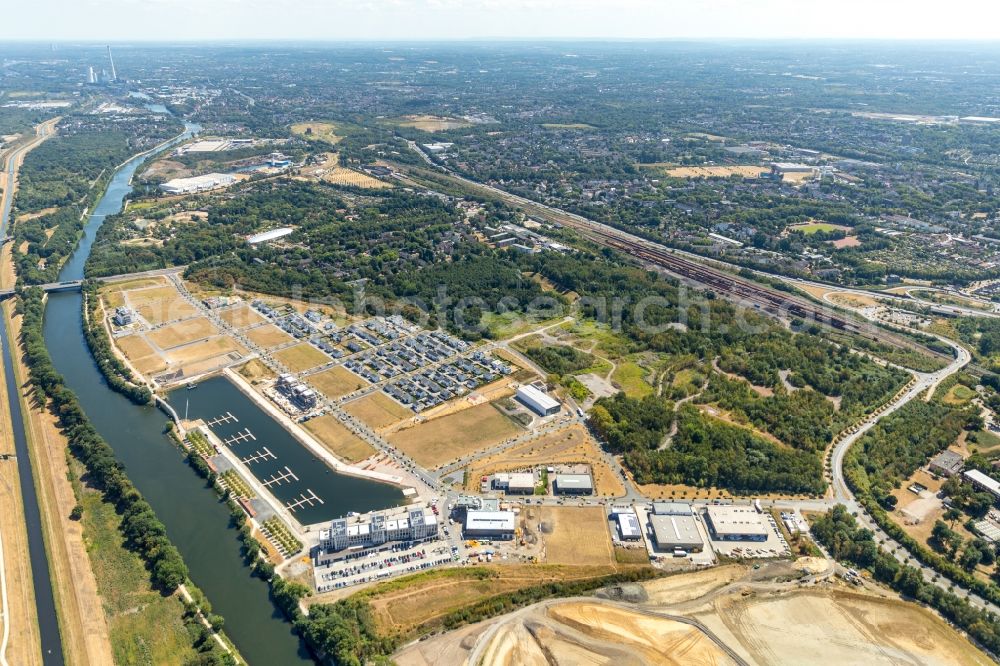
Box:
397 148 950 362
523 209 951 360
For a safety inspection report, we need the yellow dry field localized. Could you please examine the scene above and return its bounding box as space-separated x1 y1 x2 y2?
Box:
345 391 414 430
132 353 169 376
301 153 390 189
303 414 376 463
218 304 266 329
395 114 472 132
100 277 168 309
535 506 614 566
387 402 521 468
147 317 220 349
237 358 276 384
125 285 198 326
829 292 879 308
291 121 343 143
162 336 246 367
323 167 389 189
115 334 168 376
116 333 156 359
664 165 768 179
465 424 625 497
307 365 369 399
245 323 295 349
273 343 329 372
782 171 816 183
698 589 992 666
355 564 640 636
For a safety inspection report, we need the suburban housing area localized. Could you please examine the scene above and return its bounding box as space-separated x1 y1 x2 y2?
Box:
2 35 1000 666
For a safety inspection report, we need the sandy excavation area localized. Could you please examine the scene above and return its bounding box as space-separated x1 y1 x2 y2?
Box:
398 599 736 666
395 569 992 666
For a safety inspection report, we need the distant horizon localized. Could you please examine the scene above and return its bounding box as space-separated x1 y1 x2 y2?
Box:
5 38 1000 49
4 0 1000 43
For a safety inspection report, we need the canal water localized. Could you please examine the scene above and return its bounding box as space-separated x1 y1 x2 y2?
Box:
169 376 403 526
41 124 321 663
0 128 62 662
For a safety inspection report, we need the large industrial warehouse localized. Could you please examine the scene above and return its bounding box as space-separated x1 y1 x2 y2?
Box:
160 172 236 194
615 511 643 541
650 514 703 552
553 473 593 495
704 506 769 542
463 510 516 539
515 384 561 416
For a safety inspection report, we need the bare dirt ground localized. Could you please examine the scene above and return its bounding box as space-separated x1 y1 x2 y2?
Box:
699 588 990 666
663 165 768 179
395 115 473 132
642 565 746 605
387 402 522 469
465 424 625 497
397 566 990 666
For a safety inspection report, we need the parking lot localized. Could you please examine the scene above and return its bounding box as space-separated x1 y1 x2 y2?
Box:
313 539 456 592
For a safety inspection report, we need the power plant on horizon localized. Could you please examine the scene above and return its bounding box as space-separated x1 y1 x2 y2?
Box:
85 45 122 85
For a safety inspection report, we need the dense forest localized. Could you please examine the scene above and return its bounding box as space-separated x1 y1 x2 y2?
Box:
12 112 182 284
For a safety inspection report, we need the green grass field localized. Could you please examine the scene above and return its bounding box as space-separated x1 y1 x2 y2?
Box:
612 361 653 398
79 485 196 665
787 222 850 235
943 383 976 405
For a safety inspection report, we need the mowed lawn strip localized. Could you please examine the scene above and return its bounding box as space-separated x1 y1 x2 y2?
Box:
387 401 522 468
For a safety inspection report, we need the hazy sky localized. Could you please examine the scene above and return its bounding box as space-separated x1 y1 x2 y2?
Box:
5 0 1000 42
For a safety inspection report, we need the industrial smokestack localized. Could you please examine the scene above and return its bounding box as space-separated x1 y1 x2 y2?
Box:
106 45 117 82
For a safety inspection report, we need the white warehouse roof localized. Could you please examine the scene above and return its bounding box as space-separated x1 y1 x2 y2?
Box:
516 384 559 411
247 227 294 244
705 506 768 538
616 512 642 539
160 172 236 194
465 510 516 532
965 469 1000 497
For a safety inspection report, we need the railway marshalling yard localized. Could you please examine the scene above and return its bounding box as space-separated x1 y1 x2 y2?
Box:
98 272 988 666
